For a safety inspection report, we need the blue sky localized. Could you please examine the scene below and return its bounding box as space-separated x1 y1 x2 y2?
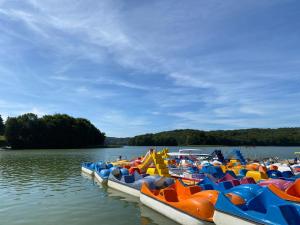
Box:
0 0 300 137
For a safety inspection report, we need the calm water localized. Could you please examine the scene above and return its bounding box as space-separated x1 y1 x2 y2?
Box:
0 146 299 225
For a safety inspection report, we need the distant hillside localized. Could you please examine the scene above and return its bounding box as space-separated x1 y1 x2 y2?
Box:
128 128 300 146
105 137 130 146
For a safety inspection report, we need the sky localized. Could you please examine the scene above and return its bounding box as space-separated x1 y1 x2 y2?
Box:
0 0 300 137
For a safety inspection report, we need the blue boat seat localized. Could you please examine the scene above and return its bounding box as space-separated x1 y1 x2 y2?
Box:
281 171 293 178
219 181 233 190
199 184 214 190
267 170 282 178
122 175 135 183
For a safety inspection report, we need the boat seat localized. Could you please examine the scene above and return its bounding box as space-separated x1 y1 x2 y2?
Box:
247 193 267 214
230 179 240 186
267 170 282 178
245 171 268 182
219 181 233 190
200 184 214 190
286 179 300 198
282 171 293 178
160 189 178 202
218 172 236 182
240 177 256 184
246 188 285 214
122 175 135 183
187 185 201 195
239 169 248 177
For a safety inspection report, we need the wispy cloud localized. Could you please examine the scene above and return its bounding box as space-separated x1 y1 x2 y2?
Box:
0 0 299 136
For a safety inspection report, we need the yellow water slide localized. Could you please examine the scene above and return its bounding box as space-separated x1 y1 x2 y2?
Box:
137 150 170 177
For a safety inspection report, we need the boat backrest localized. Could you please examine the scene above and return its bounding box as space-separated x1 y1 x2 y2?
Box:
187 185 201 195
122 175 135 183
282 171 293 178
247 188 284 214
218 172 236 182
240 177 256 184
286 179 300 197
160 188 178 202
267 170 282 178
219 181 233 190
239 168 248 177
133 170 143 180
230 179 240 186
199 184 214 190
247 192 267 213
245 171 268 182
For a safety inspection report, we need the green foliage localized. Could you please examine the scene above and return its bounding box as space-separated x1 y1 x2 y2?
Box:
5 113 105 149
0 135 6 147
0 115 4 135
105 137 130 146
129 133 178 146
129 128 300 146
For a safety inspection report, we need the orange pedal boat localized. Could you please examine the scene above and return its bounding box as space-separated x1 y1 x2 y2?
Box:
268 179 300 203
140 179 244 225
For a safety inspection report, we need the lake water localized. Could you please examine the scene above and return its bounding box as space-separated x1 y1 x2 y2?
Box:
0 146 299 225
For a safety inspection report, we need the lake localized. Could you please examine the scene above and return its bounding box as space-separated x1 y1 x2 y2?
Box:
0 146 299 225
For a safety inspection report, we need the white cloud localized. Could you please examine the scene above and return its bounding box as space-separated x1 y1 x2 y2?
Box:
0 0 299 136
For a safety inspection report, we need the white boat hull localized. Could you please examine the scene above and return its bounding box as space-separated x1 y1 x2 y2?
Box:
213 210 257 225
94 172 108 184
140 193 212 225
107 180 140 197
81 166 94 176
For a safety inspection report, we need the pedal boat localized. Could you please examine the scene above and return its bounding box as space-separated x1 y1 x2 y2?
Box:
199 175 256 192
268 179 300 204
81 162 95 176
259 179 292 190
213 186 300 225
108 168 174 197
140 179 244 225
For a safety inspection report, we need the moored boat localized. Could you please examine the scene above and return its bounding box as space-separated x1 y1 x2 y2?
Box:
140 179 244 225
213 187 300 225
81 162 95 176
267 179 300 203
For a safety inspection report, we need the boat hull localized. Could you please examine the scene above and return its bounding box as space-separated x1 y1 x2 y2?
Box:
140 193 212 225
94 171 108 184
107 179 140 197
213 210 257 225
81 166 94 176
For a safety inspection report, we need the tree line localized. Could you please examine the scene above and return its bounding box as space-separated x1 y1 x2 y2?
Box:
2 113 105 149
128 128 300 146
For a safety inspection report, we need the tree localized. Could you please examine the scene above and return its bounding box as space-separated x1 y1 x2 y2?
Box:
5 113 105 149
0 115 4 135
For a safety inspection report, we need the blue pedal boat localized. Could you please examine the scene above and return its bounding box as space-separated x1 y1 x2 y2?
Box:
199 175 256 192
213 186 300 225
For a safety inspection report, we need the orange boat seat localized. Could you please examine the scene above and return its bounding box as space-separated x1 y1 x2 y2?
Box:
160 188 178 202
286 179 300 198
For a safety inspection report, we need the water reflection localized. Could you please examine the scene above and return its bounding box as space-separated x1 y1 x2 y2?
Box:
1 146 300 225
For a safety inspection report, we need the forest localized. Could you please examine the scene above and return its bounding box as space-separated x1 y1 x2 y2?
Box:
128 128 300 146
2 113 105 149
